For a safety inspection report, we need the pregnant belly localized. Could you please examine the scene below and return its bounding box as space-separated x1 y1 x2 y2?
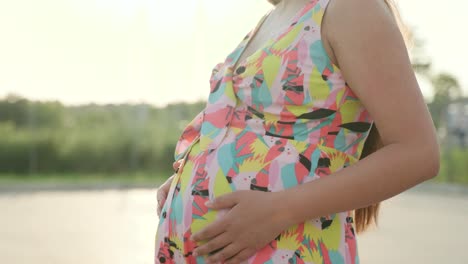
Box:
169 129 354 227
157 130 359 263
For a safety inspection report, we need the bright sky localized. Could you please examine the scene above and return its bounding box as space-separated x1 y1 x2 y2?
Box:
0 0 466 106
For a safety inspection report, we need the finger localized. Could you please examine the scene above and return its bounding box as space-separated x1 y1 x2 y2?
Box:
193 231 231 257
191 218 227 242
204 243 243 264
157 188 168 204
224 247 256 264
157 192 166 203
173 159 183 171
206 192 240 210
157 201 166 216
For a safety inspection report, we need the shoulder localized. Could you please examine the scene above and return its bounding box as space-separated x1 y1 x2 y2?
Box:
325 0 395 23
322 0 401 48
321 0 401 68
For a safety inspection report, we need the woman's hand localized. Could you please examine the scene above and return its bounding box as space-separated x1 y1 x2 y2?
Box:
190 190 292 264
156 159 183 217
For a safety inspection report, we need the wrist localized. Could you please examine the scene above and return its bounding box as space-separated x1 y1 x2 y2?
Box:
270 189 298 227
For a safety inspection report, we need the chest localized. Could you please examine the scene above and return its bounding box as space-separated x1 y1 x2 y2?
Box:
233 7 308 72
235 2 324 71
207 0 348 114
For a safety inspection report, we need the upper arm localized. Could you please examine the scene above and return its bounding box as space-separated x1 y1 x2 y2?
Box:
322 0 438 152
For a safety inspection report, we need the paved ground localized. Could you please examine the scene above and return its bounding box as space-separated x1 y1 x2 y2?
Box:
0 185 467 264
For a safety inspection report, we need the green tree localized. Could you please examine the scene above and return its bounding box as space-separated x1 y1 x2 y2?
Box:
430 73 461 128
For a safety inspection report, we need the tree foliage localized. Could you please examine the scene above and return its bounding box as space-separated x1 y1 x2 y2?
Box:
0 95 205 175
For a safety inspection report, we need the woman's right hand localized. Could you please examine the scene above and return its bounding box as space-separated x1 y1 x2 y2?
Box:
156 159 183 217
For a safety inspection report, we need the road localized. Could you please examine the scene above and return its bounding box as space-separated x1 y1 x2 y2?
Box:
0 186 467 264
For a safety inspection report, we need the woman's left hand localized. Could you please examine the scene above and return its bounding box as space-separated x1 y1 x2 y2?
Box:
190 190 292 264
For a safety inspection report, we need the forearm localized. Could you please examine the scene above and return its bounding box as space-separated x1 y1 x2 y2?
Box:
276 142 439 225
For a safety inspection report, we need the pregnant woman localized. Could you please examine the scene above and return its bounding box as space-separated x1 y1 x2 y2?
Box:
155 0 440 263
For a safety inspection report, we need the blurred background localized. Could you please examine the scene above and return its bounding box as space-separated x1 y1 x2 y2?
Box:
0 0 467 263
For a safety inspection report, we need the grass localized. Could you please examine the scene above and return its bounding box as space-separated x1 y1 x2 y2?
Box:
435 148 468 185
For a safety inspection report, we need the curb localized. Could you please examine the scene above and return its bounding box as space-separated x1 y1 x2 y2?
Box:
0 182 161 194
1 180 467 196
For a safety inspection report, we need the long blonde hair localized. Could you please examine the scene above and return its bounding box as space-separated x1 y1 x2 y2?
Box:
266 0 407 233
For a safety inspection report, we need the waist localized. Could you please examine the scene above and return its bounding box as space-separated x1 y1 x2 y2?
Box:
228 109 328 146
218 127 356 175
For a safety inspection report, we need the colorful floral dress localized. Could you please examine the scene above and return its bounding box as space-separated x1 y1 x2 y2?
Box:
155 0 373 263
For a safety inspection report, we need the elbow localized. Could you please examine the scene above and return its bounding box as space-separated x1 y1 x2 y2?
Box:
420 141 441 181
424 153 440 181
